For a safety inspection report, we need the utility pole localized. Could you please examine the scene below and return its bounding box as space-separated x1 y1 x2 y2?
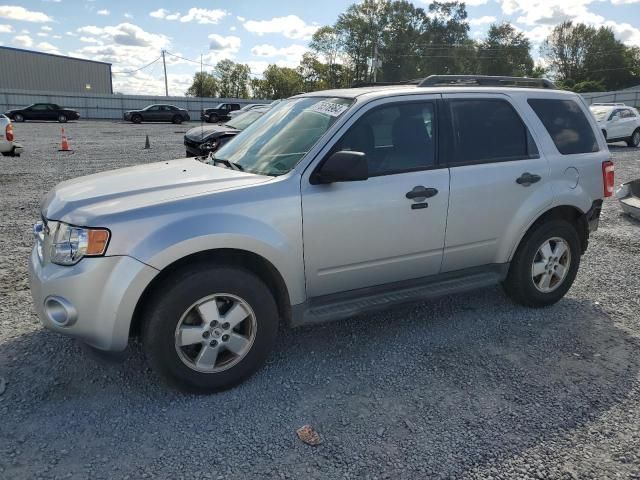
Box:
162 49 169 97
373 42 378 83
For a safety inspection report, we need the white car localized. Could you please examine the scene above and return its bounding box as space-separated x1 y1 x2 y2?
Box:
589 103 640 147
0 114 23 157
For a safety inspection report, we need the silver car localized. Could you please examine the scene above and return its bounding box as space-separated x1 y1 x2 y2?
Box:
29 76 612 392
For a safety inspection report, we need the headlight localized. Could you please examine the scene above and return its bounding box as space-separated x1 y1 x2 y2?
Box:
201 140 218 151
49 221 110 266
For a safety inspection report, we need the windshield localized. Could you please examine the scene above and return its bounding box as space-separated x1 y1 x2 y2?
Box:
590 108 609 121
213 97 353 176
227 110 265 130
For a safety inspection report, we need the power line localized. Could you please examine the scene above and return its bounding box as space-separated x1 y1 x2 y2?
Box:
111 56 162 75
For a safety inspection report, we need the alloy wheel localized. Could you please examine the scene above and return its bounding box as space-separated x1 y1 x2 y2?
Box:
531 237 571 293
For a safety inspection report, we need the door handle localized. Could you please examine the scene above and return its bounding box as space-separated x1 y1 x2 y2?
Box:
516 172 541 186
406 186 438 199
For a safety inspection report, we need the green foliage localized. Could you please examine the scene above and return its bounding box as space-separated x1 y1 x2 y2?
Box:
478 23 534 77
251 65 304 99
185 72 218 97
572 80 606 93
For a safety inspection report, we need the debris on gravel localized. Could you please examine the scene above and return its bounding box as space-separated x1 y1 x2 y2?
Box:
296 425 323 446
0 123 639 479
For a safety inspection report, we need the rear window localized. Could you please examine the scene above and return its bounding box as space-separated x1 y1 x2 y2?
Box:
528 99 599 155
449 99 538 165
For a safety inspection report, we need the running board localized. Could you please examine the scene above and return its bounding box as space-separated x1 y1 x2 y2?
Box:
292 264 508 326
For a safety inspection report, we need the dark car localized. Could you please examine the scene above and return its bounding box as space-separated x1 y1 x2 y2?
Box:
4 103 80 123
201 102 241 123
124 104 190 124
184 107 268 157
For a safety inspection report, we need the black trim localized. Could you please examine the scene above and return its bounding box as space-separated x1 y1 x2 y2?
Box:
290 263 509 327
419 75 556 89
585 199 603 232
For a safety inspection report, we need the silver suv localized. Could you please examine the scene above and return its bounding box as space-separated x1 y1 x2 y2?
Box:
29 76 613 392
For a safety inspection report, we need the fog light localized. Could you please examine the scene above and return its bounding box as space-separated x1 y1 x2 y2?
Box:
44 296 77 327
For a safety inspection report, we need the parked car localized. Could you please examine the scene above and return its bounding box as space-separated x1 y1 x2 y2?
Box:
228 103 267 119
4 103 80 123
201 102 241 123
124 105 190 124
0 114 24 156
184 107 269 157
589 103 640 147
29 75 611 393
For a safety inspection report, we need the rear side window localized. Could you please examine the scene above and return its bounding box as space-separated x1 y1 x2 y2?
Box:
449 99 538 165
528 99 599 155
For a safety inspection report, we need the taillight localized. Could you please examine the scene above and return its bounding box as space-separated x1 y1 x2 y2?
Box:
602 160 614 197
5 123 13 142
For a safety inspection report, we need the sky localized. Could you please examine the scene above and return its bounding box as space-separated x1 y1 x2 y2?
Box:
1 0 639 95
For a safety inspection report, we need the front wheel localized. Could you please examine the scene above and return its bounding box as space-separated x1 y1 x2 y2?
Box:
132 115 142 124
172 115 183 124
207 114 218 123
58 114 67 123
627 128 640 147
503 220 581 308
142 264 279 392
12 113 24 122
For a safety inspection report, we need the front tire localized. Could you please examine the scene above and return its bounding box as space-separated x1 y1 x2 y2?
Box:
172 115 183 124
12 113 24 122
142 264 279 392
207 114 218 123
58 114 68 123
627 128 640 147
503 219 581 308
132 114 142 124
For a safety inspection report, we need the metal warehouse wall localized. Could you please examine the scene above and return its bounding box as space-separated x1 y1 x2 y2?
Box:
582 88 640 107
0 47 112 95
0 88 266 120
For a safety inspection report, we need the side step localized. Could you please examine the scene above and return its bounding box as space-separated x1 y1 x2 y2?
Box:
300 265 507 325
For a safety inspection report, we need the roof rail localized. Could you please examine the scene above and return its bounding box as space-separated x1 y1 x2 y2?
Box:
418 75 556 89
351 79 422 88
592 102 626 106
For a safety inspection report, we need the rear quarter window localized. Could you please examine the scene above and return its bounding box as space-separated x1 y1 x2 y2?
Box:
528 99 599 155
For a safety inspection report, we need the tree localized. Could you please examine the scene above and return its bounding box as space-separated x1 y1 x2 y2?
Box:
214 60 251 98
252 65 304 99
541 21 638 90
478 23 533 77
309 26 345 88
185 72 218 97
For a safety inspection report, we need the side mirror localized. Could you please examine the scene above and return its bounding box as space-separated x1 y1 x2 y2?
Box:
311 151 369 184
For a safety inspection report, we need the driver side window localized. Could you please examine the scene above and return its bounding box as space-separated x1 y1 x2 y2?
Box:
334 102 436 177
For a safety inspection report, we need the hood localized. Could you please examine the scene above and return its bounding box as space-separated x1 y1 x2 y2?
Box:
185 124 238 142
42 158 270 224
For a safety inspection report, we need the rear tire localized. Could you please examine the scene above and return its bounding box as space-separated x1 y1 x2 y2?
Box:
12 113 24 122
627 128 640 147
132 115 142 124
142 264 279 393
503 219 581 308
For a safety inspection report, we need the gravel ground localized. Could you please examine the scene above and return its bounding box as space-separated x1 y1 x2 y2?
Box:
1 120 639 480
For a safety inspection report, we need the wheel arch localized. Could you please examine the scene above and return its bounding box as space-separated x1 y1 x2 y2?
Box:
509 205 588 262
129 248 292 338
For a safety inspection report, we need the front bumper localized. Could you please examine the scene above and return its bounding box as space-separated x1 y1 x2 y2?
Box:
28 246 158 351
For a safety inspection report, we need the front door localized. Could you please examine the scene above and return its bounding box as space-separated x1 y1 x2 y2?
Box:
440 94 552 272
301 96 450 298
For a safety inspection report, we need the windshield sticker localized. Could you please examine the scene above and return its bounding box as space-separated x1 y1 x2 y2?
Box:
307 101 349 117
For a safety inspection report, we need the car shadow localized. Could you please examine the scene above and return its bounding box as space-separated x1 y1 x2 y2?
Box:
1 287 638 478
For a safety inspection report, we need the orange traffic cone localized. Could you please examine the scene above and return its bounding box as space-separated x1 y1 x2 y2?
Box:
58 127 72 152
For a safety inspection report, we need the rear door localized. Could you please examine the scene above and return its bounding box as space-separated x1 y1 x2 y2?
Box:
440 94 551 272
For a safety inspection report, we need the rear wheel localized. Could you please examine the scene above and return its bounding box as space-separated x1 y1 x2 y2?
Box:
58 114 67 123
132 114 142 124
12 113 24 122
627 128 640 147
142 264 279 392
503 219 581 307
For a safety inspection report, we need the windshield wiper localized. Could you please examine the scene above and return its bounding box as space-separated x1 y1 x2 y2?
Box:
206 153 244 171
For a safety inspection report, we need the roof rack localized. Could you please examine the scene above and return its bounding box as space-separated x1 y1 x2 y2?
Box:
591 102 626 106
418 75 556 89
351 79 422 88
